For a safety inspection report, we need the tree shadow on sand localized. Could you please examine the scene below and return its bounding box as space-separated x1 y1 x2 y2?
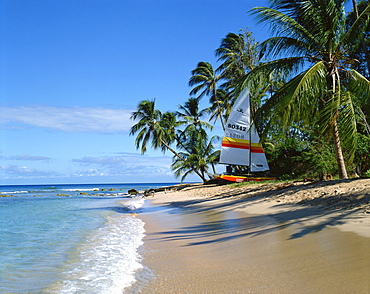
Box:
148 179 369 245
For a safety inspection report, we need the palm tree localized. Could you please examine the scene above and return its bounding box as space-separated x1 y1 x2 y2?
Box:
208 89 233 126
174 97 219 182
215 31 259 87
130 99 164 154
176 97 213 133
188 62 225 129
129 99 207 182
215 30 274 129
172 135 220 183
246 0 370 179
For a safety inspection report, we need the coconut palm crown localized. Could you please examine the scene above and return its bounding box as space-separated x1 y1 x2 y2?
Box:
245 0 370 179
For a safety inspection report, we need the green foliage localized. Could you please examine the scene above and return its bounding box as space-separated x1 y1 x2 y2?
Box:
264 125 338 180
172 97 220 183
130 2 370 182
246 0 370 179
353 133 370 176
297 142 337 180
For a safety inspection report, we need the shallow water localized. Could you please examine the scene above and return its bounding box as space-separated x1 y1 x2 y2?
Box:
0 183 173 293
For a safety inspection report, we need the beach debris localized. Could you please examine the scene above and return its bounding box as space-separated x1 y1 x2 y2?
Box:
275 183 295 190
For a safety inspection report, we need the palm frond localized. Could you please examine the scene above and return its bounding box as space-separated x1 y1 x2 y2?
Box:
348 69 370 101
342 3 370 46
250 6 314 43
256 61 327 129
238 56 306 93
338 91 357 163
259 36 313 59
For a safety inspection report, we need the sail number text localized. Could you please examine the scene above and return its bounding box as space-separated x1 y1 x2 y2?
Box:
227 123 247 132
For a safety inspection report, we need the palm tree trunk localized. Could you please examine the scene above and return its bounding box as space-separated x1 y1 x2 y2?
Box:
332 119 348 179
211 163 217 174
160 139 207 183
352 0 359 16
213 88 225 131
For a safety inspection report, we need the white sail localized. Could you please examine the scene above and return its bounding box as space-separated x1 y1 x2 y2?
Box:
219 88 269 172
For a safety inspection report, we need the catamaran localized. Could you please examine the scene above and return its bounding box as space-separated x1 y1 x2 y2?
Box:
215 88 275 182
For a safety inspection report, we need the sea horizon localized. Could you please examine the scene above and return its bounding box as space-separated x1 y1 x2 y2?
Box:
0 181 187 188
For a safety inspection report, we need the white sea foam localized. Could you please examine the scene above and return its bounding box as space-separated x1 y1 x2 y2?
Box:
124 197 145 211
0 190 28 194
60 188 100 192
44 197 146 294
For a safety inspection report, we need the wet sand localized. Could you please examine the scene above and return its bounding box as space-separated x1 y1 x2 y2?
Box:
136 180 370 293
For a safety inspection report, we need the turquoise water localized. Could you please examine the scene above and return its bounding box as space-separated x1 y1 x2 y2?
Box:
0 183 174 293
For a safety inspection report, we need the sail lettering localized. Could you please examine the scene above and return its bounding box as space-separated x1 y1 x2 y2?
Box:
227 123 247 132
225 132 245 139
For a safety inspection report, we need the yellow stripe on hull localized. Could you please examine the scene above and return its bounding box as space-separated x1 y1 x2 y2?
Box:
215 174 276 183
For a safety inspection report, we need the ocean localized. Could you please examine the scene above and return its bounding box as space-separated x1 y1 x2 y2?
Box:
0 183 176 294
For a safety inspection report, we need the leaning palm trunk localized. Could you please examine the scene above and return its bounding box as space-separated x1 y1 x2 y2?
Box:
213 87 226 130
332 118 348 179
328 69 348 179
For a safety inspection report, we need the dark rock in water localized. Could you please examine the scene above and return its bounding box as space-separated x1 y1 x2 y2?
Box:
144 189 155 197
128 189 139 195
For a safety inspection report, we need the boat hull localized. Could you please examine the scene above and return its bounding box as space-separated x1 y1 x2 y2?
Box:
215 174 276 183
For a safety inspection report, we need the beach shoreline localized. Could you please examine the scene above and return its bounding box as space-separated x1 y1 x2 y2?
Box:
150 178 370 237
133 178 370 293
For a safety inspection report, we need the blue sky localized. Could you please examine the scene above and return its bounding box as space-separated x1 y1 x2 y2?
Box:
0 0 271 185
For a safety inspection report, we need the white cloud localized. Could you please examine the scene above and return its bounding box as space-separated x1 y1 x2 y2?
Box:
72 156 128 166
0 165 58 178
8 154 51 162
0 105 134 133
72 154 174 177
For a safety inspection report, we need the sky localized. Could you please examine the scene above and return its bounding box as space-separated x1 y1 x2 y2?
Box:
0 0 271 185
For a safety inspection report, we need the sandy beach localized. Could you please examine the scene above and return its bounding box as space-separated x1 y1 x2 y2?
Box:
133 178 370 293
